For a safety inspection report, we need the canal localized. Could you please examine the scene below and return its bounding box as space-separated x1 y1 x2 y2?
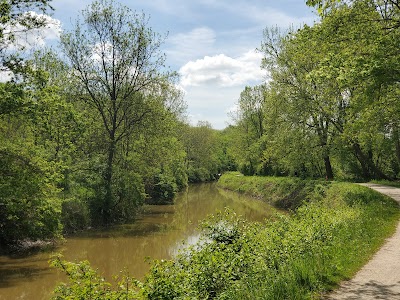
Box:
0 183 278 299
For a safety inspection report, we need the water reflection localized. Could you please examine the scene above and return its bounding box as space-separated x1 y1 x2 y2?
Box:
0 183 277 300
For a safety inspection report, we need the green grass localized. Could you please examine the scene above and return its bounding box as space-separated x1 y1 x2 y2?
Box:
217 171 330 210
370 179 400 188
52 173 400 300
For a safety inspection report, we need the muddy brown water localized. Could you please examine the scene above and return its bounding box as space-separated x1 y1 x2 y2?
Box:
0 183 278 300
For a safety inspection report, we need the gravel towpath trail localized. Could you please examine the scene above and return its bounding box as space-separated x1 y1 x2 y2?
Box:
326 183 400 300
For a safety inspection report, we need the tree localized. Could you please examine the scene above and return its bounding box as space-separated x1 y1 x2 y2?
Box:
181 121 222 182
256 0 400 180
306 0 400 29
236 85 266 139
0 2 68 249
260 26 339 179
305 0 399 179
231 85 268 175
0 143 62 248
61 0 174 223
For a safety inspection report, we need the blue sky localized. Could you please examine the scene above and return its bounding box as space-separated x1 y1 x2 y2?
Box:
46 0 317 129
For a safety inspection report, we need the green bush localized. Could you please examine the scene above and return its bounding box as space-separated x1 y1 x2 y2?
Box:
50 256 141 300
61 199 90 234
147 173 178 204
187 166 213 183
0 148 62 249
111 170 145 222
86 169 145 225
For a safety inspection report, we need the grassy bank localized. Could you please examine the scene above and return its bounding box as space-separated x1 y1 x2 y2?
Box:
217 171 330 210
52 173 400 299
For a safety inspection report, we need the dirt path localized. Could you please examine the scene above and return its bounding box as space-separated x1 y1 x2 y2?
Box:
325 183 400 300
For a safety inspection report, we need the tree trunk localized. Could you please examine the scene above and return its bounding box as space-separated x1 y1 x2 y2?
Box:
392 126 400 170
103 139 116 224
324 155 334 180
353 143 371 179
353 143 391 180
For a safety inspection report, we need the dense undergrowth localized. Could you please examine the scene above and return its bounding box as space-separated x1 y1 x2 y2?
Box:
51 172 400 299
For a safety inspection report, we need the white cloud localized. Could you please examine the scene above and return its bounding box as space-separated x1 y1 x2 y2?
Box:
0 71 13 82
179 49 266 87
3 12 61 51
0 12 61 82
180 50 268 129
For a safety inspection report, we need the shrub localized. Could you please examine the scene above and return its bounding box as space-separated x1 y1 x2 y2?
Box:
50 256 141 300
61 199 90 233
0 148 62 249
147 173 178 204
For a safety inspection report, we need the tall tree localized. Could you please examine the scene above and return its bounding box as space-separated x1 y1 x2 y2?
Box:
61 0 173 223
0 1 66 249
181 121 222 182
261 26 339 179
306 0 399 179
231 85 268 175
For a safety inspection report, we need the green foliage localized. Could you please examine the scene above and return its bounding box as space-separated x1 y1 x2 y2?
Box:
0 82 25 115
182 121 233 183
187 165 213 183
306 0 342 16
131 117 188 204
147 173 178 204
50 256 141 300
224 0 399 181
111 168 146 222
61 199 90 234
228 85 269 176
0 146 62 247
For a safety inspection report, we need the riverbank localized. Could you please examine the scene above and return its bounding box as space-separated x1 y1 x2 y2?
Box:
217 171 330 210
215 173 400 298
52 173 400 299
